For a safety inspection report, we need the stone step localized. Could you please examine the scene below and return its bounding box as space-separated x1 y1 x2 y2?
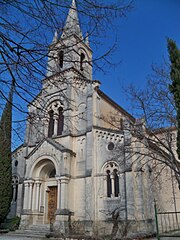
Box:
5 224 52 239
7 225 51 239
17 229 50 234
28 224 50 231
6 231 48 239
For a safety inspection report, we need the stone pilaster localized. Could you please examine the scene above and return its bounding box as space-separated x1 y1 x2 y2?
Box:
60 176 69 210
54 176 70 234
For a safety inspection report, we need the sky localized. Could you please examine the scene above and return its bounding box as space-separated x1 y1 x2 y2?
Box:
95 0 180 114
2 0 180 149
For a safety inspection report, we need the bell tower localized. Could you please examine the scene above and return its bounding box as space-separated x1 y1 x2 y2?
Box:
47 0 92 80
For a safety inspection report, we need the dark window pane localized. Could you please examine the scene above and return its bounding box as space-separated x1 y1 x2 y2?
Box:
59 51 64 68
48 110 54 137
107 170 112 197
114 169 119 197
80 53 85 71
57 107 64 135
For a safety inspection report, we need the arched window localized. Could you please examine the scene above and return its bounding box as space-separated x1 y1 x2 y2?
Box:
12 175 19 202
104 162 119 198
57 107 64 135
107 170 112 197
59 51 64 68
47 102 64 137
48 110 54 137
80 53 85 71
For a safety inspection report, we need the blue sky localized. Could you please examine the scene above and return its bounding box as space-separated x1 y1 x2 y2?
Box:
2 0 179 148
95 0 180 114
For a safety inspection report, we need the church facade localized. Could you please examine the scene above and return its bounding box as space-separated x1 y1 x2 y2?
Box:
10 0 180 237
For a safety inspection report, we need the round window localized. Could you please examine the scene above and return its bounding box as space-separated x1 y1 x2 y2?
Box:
107 142 115 151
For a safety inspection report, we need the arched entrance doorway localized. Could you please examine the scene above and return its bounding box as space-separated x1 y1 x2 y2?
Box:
26 158 58 224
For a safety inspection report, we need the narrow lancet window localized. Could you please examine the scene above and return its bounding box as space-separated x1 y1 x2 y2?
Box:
48 110 54 137
114 169 119 197
47 102 64 137
57 107 64 135
107 170 112 197
59 51 64 68
80 53 85 71
12 176 19 202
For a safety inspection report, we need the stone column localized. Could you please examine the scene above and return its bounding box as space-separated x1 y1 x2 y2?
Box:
32 187 36 211
56 177 61 210
111 174 115 197
23 181 29 210
39 184 43 211
35 180 41 212
53 116 58 136
28 180 34 210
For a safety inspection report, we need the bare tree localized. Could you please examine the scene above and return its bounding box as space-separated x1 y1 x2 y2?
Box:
100 207 127 239
124 62 180 189
0 0 133 148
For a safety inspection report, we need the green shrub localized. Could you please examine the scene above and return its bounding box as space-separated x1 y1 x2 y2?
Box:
0 216 20 231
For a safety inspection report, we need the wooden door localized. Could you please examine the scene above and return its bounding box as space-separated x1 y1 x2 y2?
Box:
48 186 57 223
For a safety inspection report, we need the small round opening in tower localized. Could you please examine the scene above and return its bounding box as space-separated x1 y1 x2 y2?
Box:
15 160 18 167
107 142 115 151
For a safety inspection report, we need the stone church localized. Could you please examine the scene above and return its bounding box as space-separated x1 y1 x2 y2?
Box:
10 0 180 237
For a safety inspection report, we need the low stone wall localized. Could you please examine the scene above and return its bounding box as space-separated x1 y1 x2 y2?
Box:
50 219 155 239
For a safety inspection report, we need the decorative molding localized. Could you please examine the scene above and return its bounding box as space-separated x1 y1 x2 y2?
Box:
96 129 124 143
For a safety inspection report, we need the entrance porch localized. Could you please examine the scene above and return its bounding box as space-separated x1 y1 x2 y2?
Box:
20 158 70 232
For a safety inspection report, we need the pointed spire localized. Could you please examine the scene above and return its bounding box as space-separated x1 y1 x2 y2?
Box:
52 30 58 44
61 0 83 39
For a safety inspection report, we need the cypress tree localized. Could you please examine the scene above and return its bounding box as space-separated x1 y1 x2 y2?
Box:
168 39 180 159
0 83 14 224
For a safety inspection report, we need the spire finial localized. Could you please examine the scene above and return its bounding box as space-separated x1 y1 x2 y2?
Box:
72 0 76 7
61 0 83 39
52 30 58 44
